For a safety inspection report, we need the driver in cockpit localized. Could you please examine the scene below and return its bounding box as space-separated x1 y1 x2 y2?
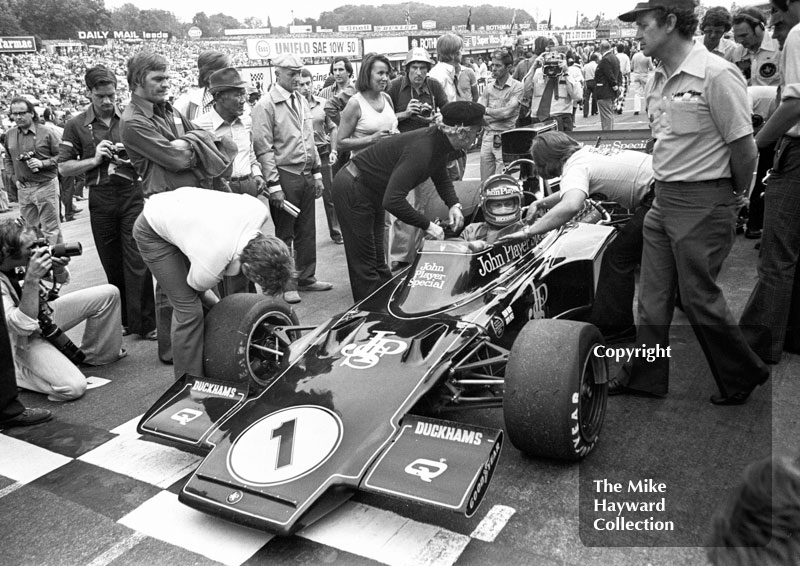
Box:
459 174 528 250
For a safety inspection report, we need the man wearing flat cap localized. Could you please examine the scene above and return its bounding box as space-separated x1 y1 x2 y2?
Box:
331 100 481 302
194 67 266 295
252 53 331 304
609 0 769 405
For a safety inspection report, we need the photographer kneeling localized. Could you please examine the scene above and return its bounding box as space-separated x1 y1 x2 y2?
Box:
132 187 294 380
0 219 123 401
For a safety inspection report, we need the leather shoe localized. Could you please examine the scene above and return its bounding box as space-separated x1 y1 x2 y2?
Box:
745 228 762 239
332 236 344 245
0 408 52 428
142 329 158 341
710 374 768 405
284 290 301 304
72 207 83 214
709 390 753 406
608 377 666 398
298 281 333 292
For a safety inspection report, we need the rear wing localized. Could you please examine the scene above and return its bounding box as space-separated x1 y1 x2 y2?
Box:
566 128 654 153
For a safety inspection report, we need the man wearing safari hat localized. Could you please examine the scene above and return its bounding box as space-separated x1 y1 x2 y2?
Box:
384 47 450 270
331 100 482 302
387 47 448 133
252 53 332 304
609 0 769 405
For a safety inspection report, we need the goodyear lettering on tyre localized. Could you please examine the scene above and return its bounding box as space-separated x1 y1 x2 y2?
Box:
466 433 503 516
570 391 593 457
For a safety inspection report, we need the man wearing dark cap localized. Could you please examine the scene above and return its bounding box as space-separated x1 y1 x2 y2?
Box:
194 67 266 295
731 7 781 86
59 65 156 340
193 67 265 199
252 53 331 304
331 100 480 301
610 0 769 405
174 50 232 121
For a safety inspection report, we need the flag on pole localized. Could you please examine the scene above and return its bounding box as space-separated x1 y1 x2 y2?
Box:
467 7 472 30
510 10 516 32
548 9 552 30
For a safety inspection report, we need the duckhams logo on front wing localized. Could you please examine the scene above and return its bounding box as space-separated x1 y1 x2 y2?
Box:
340 330 408 369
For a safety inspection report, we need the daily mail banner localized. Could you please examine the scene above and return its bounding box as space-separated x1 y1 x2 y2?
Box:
247 37 359 60
77 30 170 40
0 36 36 53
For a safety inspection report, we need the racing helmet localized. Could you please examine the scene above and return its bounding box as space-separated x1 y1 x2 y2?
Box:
480 174 524 227
405 47 433 70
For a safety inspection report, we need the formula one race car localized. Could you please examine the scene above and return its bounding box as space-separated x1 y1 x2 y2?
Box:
137 194 617 535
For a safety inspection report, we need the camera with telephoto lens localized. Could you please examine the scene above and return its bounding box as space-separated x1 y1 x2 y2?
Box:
109 142 128 161
37 290 85 365
30 237 83 258
542 52 565 78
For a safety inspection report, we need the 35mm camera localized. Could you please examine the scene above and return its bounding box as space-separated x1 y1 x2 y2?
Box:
30 238 83 258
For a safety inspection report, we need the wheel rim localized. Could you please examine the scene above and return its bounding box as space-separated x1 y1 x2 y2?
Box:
245 310 298 387
577 348 607 443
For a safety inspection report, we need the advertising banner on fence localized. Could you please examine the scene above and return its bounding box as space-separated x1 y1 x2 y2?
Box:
241 63 360 92
77 30 170 40
247 37 359 60
408 36 438 51
338 24 372 32
0 36 35 53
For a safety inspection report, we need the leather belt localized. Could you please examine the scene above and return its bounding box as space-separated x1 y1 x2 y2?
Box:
229 174 252 182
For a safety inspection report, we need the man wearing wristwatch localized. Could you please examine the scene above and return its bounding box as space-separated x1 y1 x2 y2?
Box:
3 98 63 246
252 53 332 304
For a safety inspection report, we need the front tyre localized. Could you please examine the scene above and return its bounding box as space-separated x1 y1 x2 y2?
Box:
504 320 607 460
203 294 300 391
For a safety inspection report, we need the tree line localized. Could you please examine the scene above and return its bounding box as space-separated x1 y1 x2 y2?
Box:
0 0 544 40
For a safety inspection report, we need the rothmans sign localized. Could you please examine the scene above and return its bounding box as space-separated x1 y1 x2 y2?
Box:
77 31 170 40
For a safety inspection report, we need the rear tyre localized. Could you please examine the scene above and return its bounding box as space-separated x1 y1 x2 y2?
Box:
203 294 299 391
504 319 607 460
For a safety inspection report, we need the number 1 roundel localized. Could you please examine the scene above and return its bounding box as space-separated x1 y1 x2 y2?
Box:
227 406 343 486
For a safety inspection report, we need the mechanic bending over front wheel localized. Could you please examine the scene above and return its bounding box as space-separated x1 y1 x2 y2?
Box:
500 131 655 343
133 187 294 380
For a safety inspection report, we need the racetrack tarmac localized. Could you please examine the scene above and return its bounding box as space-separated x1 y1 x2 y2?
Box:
2 114 797 566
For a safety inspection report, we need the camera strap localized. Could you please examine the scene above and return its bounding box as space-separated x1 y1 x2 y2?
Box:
536 77 558 121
